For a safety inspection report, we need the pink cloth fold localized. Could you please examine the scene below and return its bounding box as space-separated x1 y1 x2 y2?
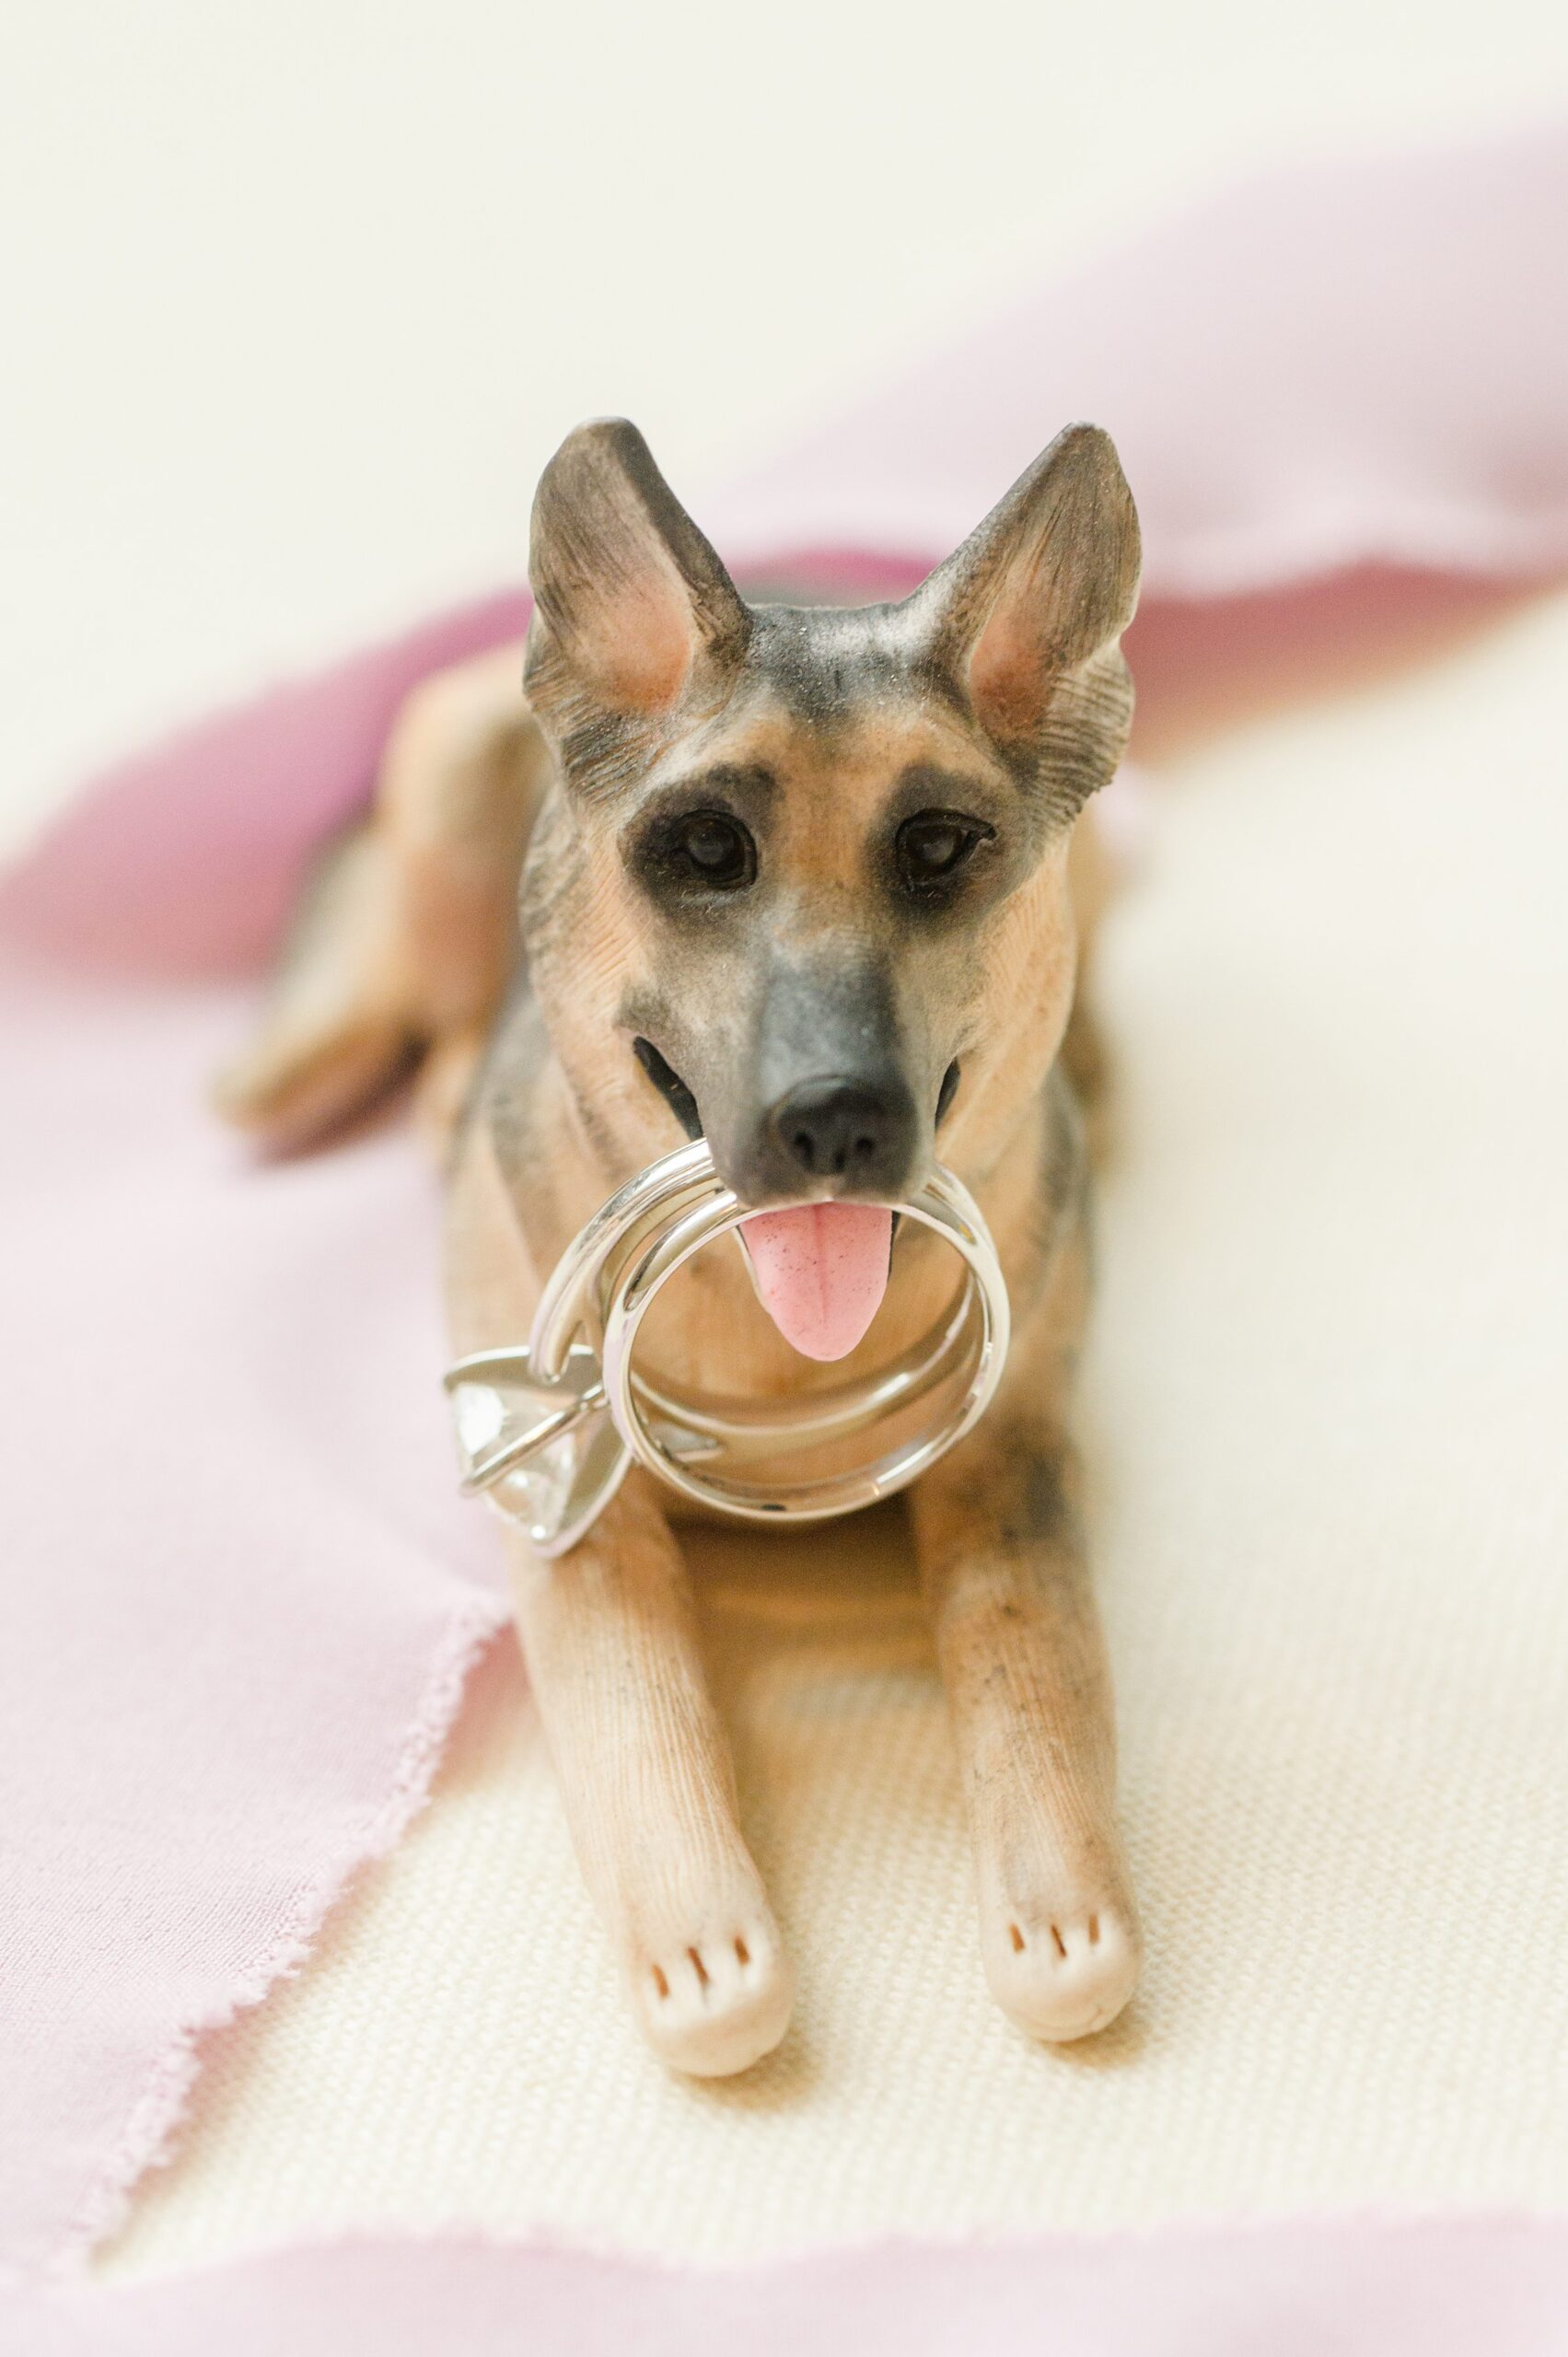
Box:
3 125 1567 2289
705 128 1568 596
0 963 509 2279
8 2219 1568 2356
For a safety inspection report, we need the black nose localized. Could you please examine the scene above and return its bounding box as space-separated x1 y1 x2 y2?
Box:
767 1078 915 1191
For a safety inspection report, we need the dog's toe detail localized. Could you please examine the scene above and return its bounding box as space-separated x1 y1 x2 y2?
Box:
985 1894 1140 2044
631 1910 794 2078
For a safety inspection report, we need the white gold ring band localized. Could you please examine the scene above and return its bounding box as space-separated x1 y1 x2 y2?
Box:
444 1139 1010 1557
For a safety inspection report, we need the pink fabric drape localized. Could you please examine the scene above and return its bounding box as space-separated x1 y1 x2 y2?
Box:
3 125 1566 2305
8 2219 1568 2356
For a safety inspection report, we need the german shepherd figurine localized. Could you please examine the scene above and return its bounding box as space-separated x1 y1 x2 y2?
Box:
218 416 1143 2077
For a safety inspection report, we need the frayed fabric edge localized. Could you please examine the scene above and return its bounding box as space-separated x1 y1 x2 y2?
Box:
51 1593 511 2282
8 2211 1568 2357
92 2201 1568 2282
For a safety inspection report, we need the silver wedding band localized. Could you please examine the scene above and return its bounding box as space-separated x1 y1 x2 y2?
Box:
444 1139 1010 1557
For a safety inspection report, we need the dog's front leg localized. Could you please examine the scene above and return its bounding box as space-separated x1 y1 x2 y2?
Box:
501 1481 794 2077
912 1428 1141 2043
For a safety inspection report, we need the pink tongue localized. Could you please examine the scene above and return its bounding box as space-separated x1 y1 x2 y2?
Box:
739 1202 893 1362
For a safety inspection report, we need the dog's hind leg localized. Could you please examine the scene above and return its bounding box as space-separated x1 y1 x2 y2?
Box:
211 819 424 1150
215 642 544 1153
912 1422 1142 2044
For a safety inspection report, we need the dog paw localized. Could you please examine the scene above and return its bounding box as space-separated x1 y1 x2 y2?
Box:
628 1910 795 2078
983 1895 1141 2044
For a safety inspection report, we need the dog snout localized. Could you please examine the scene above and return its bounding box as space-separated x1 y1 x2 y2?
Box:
766 1076 916 1194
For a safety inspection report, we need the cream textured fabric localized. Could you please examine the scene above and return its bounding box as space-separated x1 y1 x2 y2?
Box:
109 593 1568 2275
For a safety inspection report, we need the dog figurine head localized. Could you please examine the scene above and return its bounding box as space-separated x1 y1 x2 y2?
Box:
518 418 1138 1353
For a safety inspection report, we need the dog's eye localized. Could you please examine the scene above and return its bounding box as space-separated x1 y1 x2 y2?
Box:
668 810 756 889
896 809 993 891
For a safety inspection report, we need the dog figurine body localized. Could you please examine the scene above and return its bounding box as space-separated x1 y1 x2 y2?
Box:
221 417 1144 2076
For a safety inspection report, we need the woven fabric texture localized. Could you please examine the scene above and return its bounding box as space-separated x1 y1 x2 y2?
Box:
109 588 1568 2275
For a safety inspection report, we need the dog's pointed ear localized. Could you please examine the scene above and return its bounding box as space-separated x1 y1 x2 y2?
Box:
524 419 750 722
915 424 1141 740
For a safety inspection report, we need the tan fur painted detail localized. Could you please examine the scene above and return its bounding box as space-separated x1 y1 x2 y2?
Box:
222 420 1144 2073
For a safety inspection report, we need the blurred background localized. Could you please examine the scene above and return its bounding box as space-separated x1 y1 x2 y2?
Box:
6 0 1568 850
